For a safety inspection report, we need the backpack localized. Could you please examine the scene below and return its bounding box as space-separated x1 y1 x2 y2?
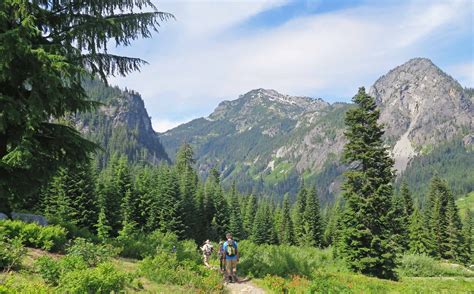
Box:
226 240 237 257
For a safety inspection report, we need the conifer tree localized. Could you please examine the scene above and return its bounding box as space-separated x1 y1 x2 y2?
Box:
175 144 198 239
0 0 172 213
243 194 258 238
323 200 342 248
444 191 464 262
388 194 409 252
228 182 244 240
251 202 275 244
303 187 323 247
158 168 186 238
408 207 434 255
279 194 295 245
294 185 308 246
462 209 473 263
400 182 414 217
339 87 397 280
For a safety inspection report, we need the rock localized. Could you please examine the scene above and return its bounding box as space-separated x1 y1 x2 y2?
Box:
0 212 8 220
11 212 48 226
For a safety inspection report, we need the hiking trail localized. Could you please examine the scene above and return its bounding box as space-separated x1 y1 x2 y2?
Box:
225 279 266 294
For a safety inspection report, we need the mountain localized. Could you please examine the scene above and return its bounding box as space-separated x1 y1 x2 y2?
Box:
160 58 474 201
75 79 169 167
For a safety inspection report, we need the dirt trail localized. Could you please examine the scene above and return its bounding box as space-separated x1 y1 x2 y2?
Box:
225 279 266 294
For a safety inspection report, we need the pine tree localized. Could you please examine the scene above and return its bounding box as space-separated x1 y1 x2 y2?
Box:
228 182 244 240
388 194 409 252
243 194 258 239
400 182 414 217
251 202 274 244
443 191 464 262
279 194 295 245
323 199 342 248
303 187 323 247
408 207 434 255
158 168 186 238
175 144 198 239
339 87 397 280
0 0 172 214
462 209 473 263
294 185 308 246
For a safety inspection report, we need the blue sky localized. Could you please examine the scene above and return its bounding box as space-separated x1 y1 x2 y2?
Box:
109 0 473 132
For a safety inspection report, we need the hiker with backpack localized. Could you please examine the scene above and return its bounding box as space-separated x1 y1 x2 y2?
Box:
218 240 226 273
223 232 239 283
200 239 213 268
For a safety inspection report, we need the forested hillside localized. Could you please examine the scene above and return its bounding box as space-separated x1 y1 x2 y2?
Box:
75 79 169 168
161 59 473 203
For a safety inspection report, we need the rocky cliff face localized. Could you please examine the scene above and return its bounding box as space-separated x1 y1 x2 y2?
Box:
160 58 473 200
370 58 473 173
75 79 169 166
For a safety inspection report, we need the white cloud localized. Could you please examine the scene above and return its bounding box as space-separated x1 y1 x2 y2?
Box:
109 0 472 127
152 118 191 133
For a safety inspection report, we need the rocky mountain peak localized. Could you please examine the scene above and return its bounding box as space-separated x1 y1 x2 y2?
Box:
369 57 473 173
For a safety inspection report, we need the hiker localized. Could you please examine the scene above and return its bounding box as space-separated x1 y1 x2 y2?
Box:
223 233 239 283
200 239 213 268
218 240 226 273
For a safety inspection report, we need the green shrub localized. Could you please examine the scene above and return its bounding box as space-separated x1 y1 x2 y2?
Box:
139 252 223 292
0 237 26 271
397 254 474 277
0 220 67 252
58 262 129 294
0 276 52 294
238 240 344 278
114 227 199 261
36 255 87 285
66 238 119 267
48 217 97 242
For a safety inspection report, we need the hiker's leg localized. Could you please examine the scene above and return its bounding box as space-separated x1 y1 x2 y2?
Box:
225 259 232 282
231 259 238 281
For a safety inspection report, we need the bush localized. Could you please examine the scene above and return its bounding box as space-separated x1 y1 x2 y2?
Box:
0 237 26 271
0 220 67 252
58 262 129 294
139 252 223 292
36 255 87 285
48 217 98 242
114 226 199 261
397 254 474 277
66 238 119 267
237 240 344 278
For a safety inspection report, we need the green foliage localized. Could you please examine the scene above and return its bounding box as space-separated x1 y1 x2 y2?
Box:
0 237 26 271
0 0 172 212
339 87 397 280
58 262 129 294
35 255 88 285
0 220 67 252
66 238 118 267
237 240 344 278
139 252 223 292
397 254 474 277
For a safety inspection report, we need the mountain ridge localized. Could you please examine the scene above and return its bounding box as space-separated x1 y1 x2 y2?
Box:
160 58 473 200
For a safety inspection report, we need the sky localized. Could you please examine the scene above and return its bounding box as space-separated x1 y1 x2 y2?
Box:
109 0 474 132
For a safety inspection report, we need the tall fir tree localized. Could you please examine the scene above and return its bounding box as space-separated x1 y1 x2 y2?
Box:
388 194 409 252
243 194 258 239
338 87 397 280
443 190 464 262
0 0 172 214
462 209 473 263
400 182 414 217
302 187 323 247
279 194 295 245
175 144 198 239
408 207 434 255
294 184 308 246
228 182 244 240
